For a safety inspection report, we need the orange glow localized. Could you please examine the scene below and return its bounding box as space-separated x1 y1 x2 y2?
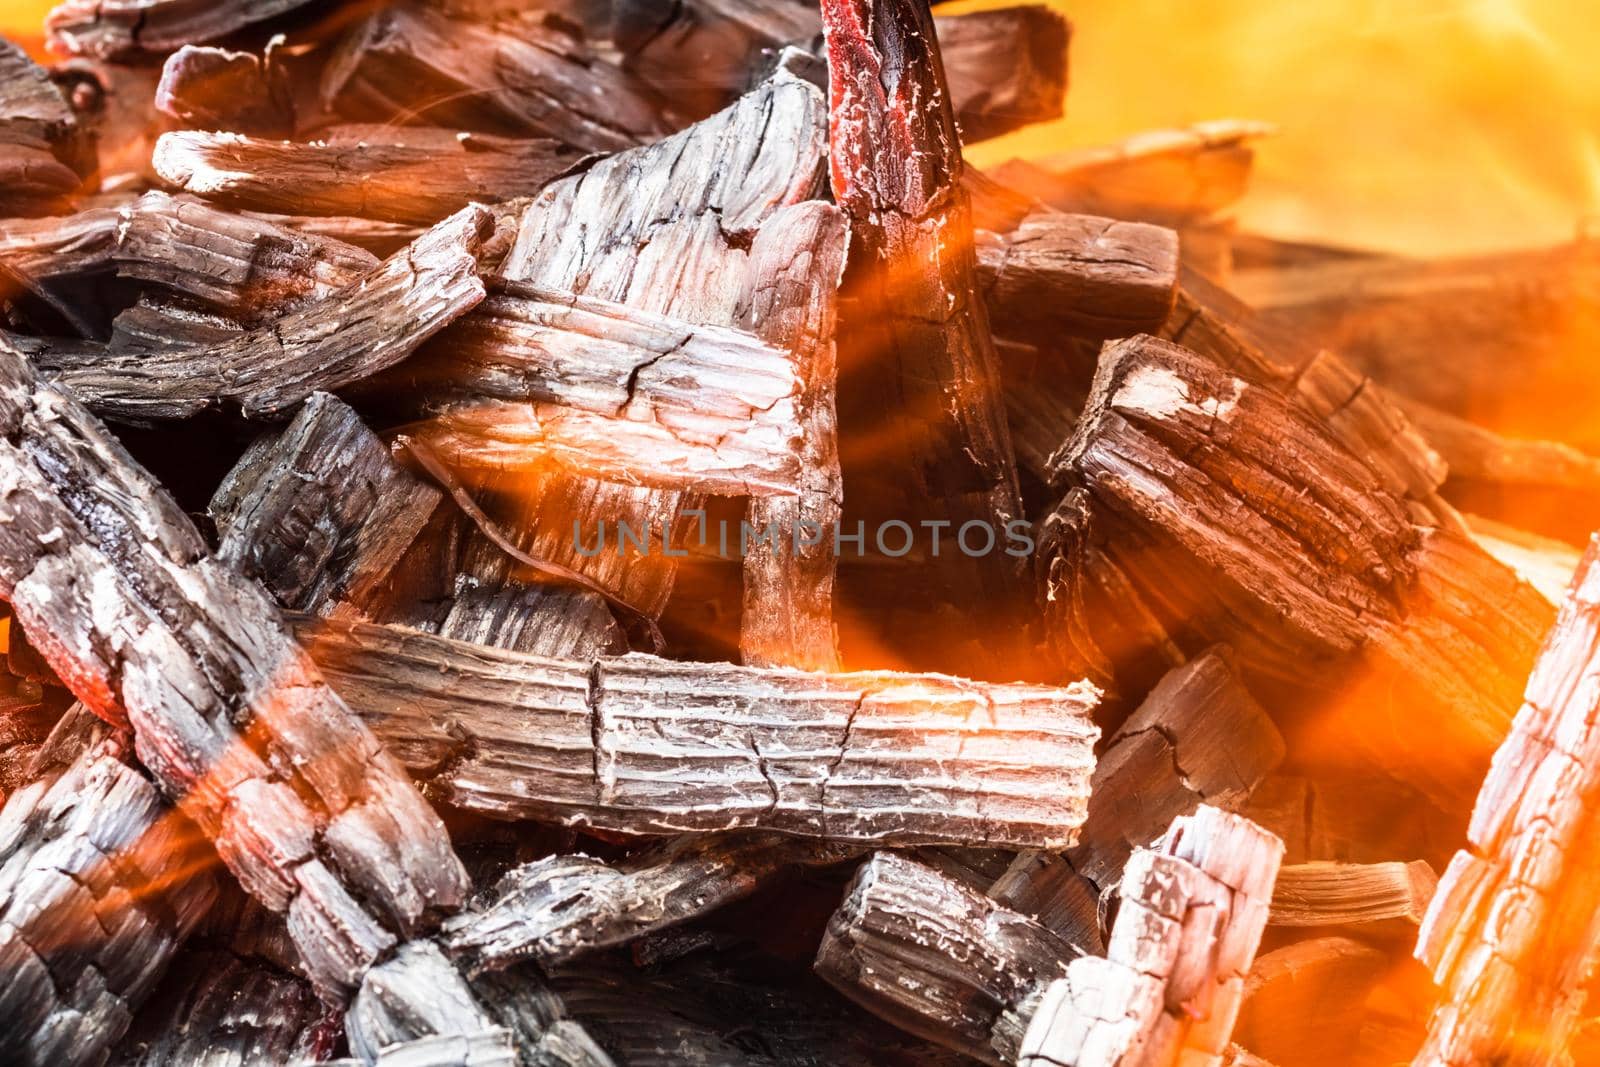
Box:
953 0 1600 257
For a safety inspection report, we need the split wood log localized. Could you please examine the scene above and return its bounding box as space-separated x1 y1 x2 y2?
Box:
0 728 219 1067
449 72 832 627
814 851 1080 1065
0 340 470 999
113 192 380 324
1016 806 1285 1067
1041 333 1550 805
935 4 1072 143
993 119 1275 227
976 211 1179 344
441 833 848 975
43 204 492 420
152 129 589 227
409 278 809 497
294 614 1100 848
1268 860 1437 937
0 38 93 217
155 44 293 138
1234 937 1392 1067
1234 239 1600 452
824 0 1028 632
1414 537 1600 1066
210 393 442 619
113 948 324 1067
45 0 313 58
322 2 670 153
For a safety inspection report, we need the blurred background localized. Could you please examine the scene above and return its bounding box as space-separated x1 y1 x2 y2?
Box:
8 0 1599 256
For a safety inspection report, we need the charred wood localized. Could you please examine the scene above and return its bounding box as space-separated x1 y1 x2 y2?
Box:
296 615 1101 848
155 44 293 138
152 129 589 227
935 5 1071 143
0 730 219 1067
434 577 628 660
976 211 1179 344
45 0 314 59
814 851 1079 1064
1234 937 1392 1067
45 204 491 420
0 39 88 217
1268 860 1437 937
0 341 470 999
1414 538 1600 1065
322 2 669 153
210 393 442 618
442 834 848 975
1017 807 1284 1067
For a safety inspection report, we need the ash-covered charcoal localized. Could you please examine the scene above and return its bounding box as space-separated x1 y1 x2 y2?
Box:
296 615 1100 849
45 0 316 59
210 392 443 619
44 204 493 420
934 5 1073 143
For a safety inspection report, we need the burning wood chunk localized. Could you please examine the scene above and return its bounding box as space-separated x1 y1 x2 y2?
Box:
434 578 628 659
152 129 589 227
155 44 293 138
0 728 219 1067
824 0 1028 648
976 211 1180 344
988 649 1283 952
1465 514 1582 607
322 2 669 153
44 204 491 420
442 833 848 975
1017 806 1285 1067
443 72 831 624
113 191 380 323
935 5 1072 142
1042 333 1550 804
814 851 1080 1064
994 119 1275 227
737 200 848 670
210 393 443 618
1413 539 1600 1065
611 0 820 119
0 38 93 217
296 615 1101 848
0 341 469 998
1234 937 1391 1067
114 949 323 1066
411 278 809 497
45 0 314 59
1268 860 1437 936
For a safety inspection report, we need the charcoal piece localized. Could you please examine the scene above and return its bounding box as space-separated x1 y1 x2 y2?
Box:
210 393 442 618
297 615 1100 848
934 5 1072 143
154 44 294 137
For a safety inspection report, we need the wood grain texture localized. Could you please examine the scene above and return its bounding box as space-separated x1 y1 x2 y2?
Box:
1018 807 1285 1067
815 851 1080 1065
0 38 89 217
935 5 1071 143
0 340 469 999
45 0 314 58
976 211 1179 343
322 2 669 154
154 44 293 138
1269 860 1436 935
152 129 589 227
44 204 491 420
211 392 442 618
0 730 218 1067
1414 538 1600 1066
295 615 1100 848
